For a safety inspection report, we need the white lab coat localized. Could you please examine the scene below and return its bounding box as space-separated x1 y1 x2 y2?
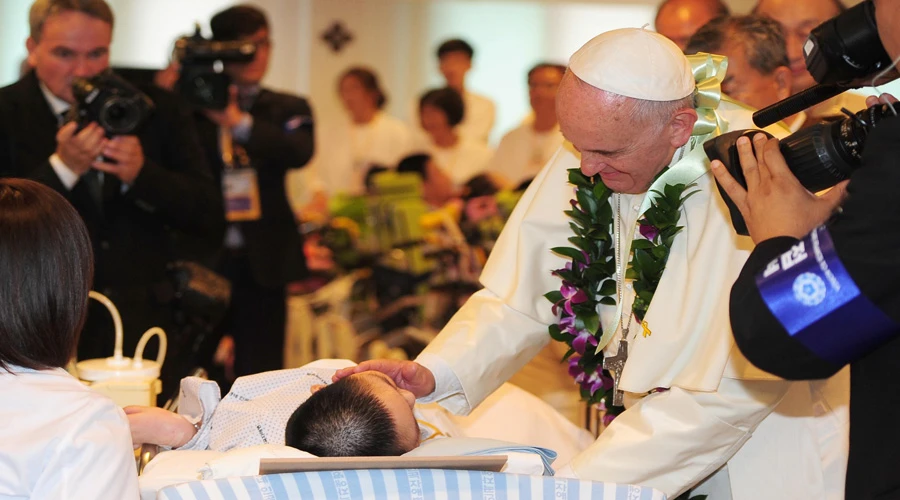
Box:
0 367 138 499
486 118 564 187
416 97 849 499
308 112 415 197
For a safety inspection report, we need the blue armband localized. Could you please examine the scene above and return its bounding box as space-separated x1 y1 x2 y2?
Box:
755 225 899 366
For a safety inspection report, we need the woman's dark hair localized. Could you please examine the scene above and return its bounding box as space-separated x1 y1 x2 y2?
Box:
0 179 93 372
396 154 431 181
461 173 499 201
211 4 269 41
285 376 410 457
340 67 388 109
419 87 465 127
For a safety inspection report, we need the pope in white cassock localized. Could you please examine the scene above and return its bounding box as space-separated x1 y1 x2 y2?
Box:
337 28 850 499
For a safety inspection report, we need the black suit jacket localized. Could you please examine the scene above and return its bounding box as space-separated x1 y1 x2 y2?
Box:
0 71 224 356
196 87 314 288
730 115 900 499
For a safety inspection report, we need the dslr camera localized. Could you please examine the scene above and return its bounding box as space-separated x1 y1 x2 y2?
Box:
705 0 898 235
174 26 256 110
71 69 154 137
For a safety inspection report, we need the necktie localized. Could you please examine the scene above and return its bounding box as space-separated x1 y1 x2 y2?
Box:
81 169 104 211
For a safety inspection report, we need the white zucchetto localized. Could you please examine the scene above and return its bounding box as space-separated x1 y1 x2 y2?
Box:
569 27 695 102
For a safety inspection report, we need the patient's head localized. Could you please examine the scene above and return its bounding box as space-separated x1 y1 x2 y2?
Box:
285 372 419 456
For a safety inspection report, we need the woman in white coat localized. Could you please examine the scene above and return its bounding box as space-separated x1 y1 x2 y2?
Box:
0 179 138 499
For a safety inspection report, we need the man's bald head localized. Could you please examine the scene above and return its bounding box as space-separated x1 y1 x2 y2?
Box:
655 0 730 51
753 0 845 93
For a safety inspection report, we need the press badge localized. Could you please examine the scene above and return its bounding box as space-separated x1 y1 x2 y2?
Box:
755 225 898 365
222 168 261 221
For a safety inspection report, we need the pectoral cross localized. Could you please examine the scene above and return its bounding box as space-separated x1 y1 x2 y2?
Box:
602 339 628 407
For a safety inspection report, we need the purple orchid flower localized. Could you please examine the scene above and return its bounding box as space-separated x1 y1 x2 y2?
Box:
559 315 576 334
558 282 587 316
639 222 659 241
581 370 605 395
602 413 618 427
568 356 582 379
571 328 599 355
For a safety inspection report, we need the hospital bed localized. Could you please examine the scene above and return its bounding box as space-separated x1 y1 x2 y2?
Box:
156 468 666 499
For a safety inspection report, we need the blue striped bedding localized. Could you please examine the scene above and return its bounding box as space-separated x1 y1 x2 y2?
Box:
157 468 666 499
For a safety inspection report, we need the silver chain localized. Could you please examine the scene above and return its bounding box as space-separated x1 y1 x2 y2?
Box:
614 193 633 338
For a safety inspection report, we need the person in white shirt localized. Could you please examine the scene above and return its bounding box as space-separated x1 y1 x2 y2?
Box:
309 67 414 197
0 178 138 500
436 39 496 144
685 16 799 130
487 63 566 188
417 87 493 188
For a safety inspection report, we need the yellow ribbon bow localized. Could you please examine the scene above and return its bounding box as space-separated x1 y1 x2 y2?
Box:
687 52 728 136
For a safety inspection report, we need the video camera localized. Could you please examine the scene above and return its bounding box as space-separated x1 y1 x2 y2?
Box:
71 69 154 137
173 26 256 110
705 0 898 235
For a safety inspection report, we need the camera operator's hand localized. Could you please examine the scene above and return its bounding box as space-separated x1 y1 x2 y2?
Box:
866 92 898 108
711 133 849 244
94 135 145 185
203 85 246 129
56 122 108 176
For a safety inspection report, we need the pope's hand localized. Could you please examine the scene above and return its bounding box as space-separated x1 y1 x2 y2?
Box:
124 405 197 450
711 133 848 244
333 359 436 399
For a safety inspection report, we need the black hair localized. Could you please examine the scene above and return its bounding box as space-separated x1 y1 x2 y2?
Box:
396 154 431 182
686 15 790 74
340 66 388 109
0 178 93 372
364 164 390 193
419 87 465 127
285 376 411 457
437 38 474 60
211 4 269 41
461 174 499 201
527 62 566 82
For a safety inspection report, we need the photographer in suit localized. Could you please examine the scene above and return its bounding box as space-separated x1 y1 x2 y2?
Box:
0 0 223 398
196 5 315 378
711 1 900 496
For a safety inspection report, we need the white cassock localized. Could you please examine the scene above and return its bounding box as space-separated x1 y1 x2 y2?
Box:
303 112 414 197
0 367 139 499
486 116 565 187
425 136 494 188
415 96 850 499
458 91 497 144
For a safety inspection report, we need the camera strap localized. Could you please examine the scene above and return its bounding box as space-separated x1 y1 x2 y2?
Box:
755 225 899 366
219 125 261 222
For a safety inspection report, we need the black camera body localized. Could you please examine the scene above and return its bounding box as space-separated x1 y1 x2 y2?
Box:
706 0 898 235
706 104 895 235
174 28 256 110
71 69 154 137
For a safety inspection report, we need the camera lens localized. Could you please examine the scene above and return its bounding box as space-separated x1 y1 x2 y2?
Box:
100 97 140 135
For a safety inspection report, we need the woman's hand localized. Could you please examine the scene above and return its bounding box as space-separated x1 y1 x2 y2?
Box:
333 359 436 399
124 405 198 450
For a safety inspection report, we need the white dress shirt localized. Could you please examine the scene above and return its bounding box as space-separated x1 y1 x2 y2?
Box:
0 366 138 499
486 117 564 187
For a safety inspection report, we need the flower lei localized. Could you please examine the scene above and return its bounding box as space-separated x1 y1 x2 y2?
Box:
545 168 697 415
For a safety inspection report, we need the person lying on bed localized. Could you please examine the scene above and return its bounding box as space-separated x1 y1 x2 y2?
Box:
126 359 467 457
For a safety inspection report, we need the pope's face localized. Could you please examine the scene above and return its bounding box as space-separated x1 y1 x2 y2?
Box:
26 11 111 104
556 73 683 194
754 0 843 94
719 40 792 111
